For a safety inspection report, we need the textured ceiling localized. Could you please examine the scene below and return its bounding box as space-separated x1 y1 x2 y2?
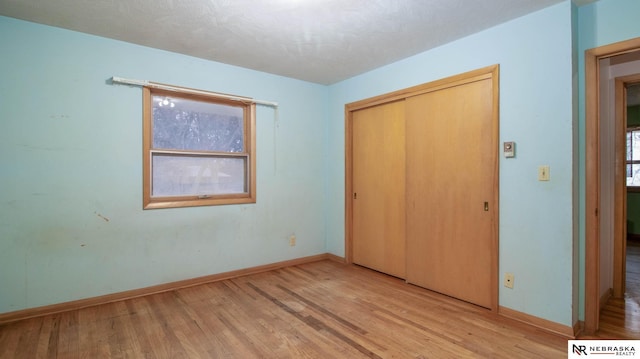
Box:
0 0 595 84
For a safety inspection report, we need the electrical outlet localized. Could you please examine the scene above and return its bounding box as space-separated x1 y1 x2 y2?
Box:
504 273 514 289
289 235 296 246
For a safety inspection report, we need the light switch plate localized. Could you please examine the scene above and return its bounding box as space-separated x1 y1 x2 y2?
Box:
503 141 515 158
538 165 550 181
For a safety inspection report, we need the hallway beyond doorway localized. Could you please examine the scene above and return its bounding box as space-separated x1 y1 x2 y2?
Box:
593 239 640 338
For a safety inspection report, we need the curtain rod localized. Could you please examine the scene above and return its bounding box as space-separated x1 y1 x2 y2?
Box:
111 76 278 108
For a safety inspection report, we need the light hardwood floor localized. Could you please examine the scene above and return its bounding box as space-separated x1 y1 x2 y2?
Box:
588 239 640 338
0 260 569 358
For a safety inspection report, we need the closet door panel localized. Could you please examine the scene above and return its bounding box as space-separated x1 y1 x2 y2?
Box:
405 78 496 308
352 100 406 278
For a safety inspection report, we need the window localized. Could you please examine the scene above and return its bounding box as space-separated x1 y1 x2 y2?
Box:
143 87 256 209
627 127 640 189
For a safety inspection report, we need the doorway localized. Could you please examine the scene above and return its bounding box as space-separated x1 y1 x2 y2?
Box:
615 77 640 299
585 38 640 334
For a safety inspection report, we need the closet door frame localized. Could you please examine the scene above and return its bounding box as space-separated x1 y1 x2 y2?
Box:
345 65 500 311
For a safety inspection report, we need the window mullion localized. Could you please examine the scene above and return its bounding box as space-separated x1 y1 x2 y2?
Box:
150 149 248 158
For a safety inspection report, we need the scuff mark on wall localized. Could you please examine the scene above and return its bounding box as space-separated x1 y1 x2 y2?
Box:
49 114 70 119
94 212 110 222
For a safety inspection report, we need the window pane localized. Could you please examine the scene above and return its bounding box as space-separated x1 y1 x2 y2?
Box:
633 131 640 161
152 154 247 197
628 163 640 187
152 96 244 152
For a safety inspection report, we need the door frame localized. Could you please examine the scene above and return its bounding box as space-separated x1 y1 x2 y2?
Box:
344 65 500 311
614 75 640 298
585 37 640 334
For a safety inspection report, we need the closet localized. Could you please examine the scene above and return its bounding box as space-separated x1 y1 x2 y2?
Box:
346 65 499 310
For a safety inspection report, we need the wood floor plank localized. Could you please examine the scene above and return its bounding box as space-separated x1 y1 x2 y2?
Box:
592 239 640 339
34 316 54 358
123 299 159 358
13 319 40 358
1 260 576 358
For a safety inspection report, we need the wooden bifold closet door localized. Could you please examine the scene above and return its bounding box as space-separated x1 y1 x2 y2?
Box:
348 66 498 310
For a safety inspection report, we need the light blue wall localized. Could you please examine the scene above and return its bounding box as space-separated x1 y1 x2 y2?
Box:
577 0 640 320
327 2 576 326
0 16 329 313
